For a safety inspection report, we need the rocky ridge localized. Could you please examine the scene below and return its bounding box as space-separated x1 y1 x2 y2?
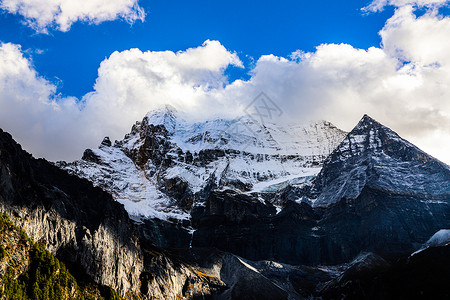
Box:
59 105 347 222
0 128 227 299
190 115 450 265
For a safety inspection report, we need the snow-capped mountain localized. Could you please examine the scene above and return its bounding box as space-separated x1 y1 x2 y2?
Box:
313 114 450 207
191 114 450 266
59 105 347 220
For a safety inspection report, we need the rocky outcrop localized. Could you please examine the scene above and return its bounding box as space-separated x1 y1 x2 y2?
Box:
0 128 144 295
0 213 32 283
0 212 114 299
0 128 226 299
140 253 226 299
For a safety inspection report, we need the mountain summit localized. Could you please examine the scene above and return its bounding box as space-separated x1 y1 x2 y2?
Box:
313 114 450 207
60 107 347 220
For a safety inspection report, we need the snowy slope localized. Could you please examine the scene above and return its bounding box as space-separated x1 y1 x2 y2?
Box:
58 144 190 221
313 114 450 207
60 106 347 220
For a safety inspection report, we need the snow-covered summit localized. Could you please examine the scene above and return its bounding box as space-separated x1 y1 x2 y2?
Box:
140 105 346 156
313 114 450 207
145 105 179 134
60 107 347 220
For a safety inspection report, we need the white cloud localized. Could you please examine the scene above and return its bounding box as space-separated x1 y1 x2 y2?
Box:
1 7 450 165
0 43 83 158
233 7 450 163
0 0 145 32
80 40 243 140
0 41 243 160
363 0 449 12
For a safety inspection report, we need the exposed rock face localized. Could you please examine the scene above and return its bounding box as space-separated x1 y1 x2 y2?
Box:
0 128 226 299
191 191 320 264
0 128 144 295
59 106 347 222
313 114 450 207
138 218 192 249
0 214 32 282
191 115 450 265
141 253 226 299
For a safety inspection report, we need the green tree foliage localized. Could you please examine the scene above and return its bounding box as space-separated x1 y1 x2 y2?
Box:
0 213 121 300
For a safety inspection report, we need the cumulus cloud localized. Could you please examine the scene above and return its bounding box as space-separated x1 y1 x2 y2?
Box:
232 6 450 163
363 0 449 12
0 0 145 32
80 40 243 139
0 40 243 160
1 7 450 164
0 43 82 158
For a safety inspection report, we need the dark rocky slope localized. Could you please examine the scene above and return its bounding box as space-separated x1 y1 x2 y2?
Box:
0 128 226 299
191 115 450 265
0 128 143 295
320 243 450 299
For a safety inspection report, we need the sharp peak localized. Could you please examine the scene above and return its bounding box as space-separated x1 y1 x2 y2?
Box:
344 114 434 157
358 114 382 126
350 114 394 135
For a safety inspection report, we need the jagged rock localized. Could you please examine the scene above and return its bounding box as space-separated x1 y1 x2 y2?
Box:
59 106 346 221
141 254 226 299
0 128 225 299
0 129 144 296
81 148 102 164
162 177 194 209
101 137 112 147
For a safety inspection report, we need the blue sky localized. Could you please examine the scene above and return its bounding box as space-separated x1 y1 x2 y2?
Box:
1 0 394 98
0 0 450 164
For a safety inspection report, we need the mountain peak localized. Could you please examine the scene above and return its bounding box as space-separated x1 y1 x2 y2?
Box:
313 115 450 207
359 114 378 125
145 104 178 119
144 105 179 134
353 114 386 132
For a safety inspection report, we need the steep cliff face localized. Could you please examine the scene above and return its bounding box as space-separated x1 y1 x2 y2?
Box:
0 213 32 293
0 128 144 295
0 212 113 299
0 128 245 299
